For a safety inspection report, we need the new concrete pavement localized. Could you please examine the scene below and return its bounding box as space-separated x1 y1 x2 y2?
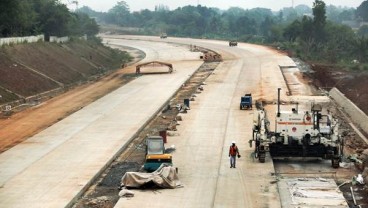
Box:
0 41 202 207
114 37 296 207
1 36 341 208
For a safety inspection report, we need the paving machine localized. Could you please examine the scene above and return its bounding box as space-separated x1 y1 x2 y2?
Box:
144 136 173 172
240 93 252 110
249 88 343 168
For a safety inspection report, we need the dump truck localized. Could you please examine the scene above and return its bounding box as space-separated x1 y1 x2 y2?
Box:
249 88 343 168
240 93 252 110
144 136 172 172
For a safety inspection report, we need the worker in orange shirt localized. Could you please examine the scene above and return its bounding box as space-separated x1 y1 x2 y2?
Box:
229 141 240 168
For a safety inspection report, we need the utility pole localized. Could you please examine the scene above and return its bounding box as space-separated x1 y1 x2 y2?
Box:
292 0 294 8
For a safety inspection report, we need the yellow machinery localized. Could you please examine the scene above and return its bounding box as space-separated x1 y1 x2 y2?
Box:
144 136 173 172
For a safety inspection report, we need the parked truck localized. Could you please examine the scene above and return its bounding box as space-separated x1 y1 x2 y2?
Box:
240 93 252 110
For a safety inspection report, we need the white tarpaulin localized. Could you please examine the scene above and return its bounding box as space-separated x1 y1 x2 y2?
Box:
120 164 181 189
278 177 348 207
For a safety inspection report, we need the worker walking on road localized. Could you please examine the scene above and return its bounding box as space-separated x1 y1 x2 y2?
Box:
229 141 240 168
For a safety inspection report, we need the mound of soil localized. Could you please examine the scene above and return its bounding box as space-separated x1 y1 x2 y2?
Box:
0 40 131 105
310 64 368 115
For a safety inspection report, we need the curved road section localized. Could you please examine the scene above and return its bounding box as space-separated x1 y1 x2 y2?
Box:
108 36 300 208
0 35 317 207
0 40 202 207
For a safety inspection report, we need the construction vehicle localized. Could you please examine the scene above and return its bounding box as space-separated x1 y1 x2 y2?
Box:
144 136 173 172
160 33 167 39
249 88 343 168
240 94 252 110
135 61 173 74
229 41 237 47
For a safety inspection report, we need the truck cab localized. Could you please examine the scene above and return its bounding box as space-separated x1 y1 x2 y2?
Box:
240 93 252 110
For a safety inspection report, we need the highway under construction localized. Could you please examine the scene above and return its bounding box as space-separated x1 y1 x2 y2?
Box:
0 36 367 208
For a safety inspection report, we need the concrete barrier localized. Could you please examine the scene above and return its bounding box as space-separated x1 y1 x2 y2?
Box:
0 34 86 46
0 35 44 46
329 87 368 134
50 36 69 43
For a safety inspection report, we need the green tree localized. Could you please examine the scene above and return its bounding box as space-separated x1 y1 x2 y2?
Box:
358 25 368 37
0 0 37 36
108 1 130 26
260 16 275 38
357 0 368 21
235 16 257 35
69 12 99 36
283 20 302 41
324 23 355 62
352 37 368 62
312 0 327 41
338 9 355 22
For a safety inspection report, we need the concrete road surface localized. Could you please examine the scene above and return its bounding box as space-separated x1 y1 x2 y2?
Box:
1 35 341 208
0 41 202 207
111 36 306 208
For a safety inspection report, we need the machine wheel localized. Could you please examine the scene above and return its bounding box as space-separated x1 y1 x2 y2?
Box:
254 146 259 158
331 156 340 169
258 151 266 163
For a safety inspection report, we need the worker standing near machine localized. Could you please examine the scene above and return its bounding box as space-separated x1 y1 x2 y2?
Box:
229 141 240 168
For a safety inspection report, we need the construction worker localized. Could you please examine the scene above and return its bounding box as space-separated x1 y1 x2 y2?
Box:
229 141 240 168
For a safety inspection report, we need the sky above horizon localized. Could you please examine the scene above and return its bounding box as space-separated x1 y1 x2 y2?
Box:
62 0 364 12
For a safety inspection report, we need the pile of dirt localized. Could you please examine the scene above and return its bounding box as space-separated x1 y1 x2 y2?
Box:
0 40 131 106
310 63 368 115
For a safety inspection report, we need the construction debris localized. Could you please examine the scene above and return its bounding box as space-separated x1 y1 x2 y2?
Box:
279 177 347 207
119 188 135 198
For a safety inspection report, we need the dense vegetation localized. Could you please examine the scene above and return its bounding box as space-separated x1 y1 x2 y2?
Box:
79 0 368 66
0 0 98 38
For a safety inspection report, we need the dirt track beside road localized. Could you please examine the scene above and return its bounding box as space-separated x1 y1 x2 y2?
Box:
0 64 138 153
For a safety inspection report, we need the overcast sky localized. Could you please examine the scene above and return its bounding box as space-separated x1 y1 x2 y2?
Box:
63 0 364 12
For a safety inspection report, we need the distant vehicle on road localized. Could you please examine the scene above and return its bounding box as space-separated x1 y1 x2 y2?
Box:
160 33 168 39
229 40 238 47
240 93 252 110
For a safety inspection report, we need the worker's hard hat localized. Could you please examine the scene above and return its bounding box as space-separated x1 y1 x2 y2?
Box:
232 141 236 144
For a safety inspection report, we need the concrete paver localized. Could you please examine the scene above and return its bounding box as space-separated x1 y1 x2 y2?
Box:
0 41 202 207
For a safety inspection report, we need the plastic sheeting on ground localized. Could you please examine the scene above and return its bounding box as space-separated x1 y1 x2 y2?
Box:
120 164 181 189
280 177 347 207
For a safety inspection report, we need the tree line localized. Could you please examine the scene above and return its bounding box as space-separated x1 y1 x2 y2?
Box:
0 0 99 38
79 0 368 65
